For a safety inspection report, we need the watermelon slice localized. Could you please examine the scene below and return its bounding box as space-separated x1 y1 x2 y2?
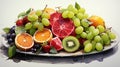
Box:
50 37 63 51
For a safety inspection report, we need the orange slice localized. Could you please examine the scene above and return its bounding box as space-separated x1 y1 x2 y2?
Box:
88 15 105 27
15 33 34 50
44 8 55 15
33 28 52 43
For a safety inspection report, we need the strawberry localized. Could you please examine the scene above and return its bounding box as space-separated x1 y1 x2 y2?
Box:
42 45 51 53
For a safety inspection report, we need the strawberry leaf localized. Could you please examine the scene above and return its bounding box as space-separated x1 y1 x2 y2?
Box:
3 27 10 34
75 2 81 10
8 45 16 58
50 47 58 54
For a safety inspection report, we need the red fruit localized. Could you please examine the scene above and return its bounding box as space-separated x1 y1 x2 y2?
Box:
23 16 29 25
52 18 75 38
50 12 62 26
42 45 51 53
16 19 23 26
50 37 63 51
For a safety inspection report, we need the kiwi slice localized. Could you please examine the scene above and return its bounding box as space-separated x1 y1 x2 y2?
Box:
62 36 80 52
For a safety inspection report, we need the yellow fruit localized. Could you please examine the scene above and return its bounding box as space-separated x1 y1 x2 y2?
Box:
89 15 105 27
15 33 34 50
33 28 52 43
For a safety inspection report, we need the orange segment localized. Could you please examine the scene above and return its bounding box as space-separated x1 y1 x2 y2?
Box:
88 15 105 27
15 33 34 50
33 28 52 43
44 8 55 15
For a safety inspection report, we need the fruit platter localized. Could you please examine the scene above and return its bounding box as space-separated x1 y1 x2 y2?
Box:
2 2 119 58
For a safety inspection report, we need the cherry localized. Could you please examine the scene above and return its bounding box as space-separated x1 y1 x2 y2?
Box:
16 19 23 26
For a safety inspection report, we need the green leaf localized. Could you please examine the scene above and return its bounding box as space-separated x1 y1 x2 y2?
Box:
26 8 32 15
50 47 58 54
18 12 26 18
75 2 81 10
3 27 10 33
8 45 16 58
15 26 26 35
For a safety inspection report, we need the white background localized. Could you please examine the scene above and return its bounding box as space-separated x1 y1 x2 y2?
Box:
0 0 120 67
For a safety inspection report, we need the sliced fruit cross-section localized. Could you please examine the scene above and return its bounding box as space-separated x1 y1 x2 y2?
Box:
50 37 63 51
51 13 75 38
33 28 52 43
15 33 34 50
62 36 80 52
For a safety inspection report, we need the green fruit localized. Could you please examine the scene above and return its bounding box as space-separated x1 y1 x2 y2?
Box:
62 36 80 52
95 43 103 51
8 45 16 58
84 43 92 53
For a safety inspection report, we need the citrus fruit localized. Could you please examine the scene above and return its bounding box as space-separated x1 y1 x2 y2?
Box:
33 28 52 43
15 33 34 50
88 15 105 27
44 8 56 15
52 16 75 38
50 12 62 25
50 37 63 51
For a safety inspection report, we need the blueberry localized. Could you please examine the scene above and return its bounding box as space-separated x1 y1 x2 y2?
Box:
8 38 14 44
11 33 16 39
9 26 15 33
31 48 37 53
6 33 11 39
33 44 41 49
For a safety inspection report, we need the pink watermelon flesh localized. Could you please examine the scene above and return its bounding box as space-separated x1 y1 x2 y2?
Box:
50 37 63 51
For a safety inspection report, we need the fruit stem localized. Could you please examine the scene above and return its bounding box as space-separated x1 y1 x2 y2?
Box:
38 5 48 22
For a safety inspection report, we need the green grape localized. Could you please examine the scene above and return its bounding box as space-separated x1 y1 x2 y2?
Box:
38 23 44 31
83 40 91 46
92 29 99 36
104 39 111 45
76 12 84 19
108 32 116 40
97 25 105 33
28 14 38 22
42 18 50 26
42 12 50 19
94 35 102 42
86 32 93 40
72 8 78 14
78 8 85 13
75 26 84 34
84 43 92 53
81 19 89 27
68 11 74 18
67 4 74 11
35 10 42 17
89 26 95 32
33 21 40 28
73 18 80 27
62 10 69 18
91 41 96 51
83 13 89 19
81 32 87 38
29 28 36 35
95 43 103 51
25 23 32 30
101 33 109 43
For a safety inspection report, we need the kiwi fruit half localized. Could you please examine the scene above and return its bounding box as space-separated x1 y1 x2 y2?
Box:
62 36 80 52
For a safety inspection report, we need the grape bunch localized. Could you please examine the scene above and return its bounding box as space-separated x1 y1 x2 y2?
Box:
15 8 51 35
61 3 116 53
5 26 16 45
